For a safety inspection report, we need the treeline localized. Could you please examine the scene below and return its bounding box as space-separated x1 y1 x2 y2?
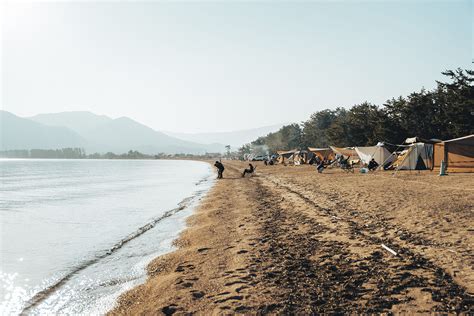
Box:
0 148 223 160
0 148 86 158
244 68 473 154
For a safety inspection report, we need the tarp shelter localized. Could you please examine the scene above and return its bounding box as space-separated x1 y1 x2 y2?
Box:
355 143 395 167
307 147 335 161
433 134 474 173
292 150 309 164
330 146 360 163
405 137 433 144
277 150 296 164
392 142 434 170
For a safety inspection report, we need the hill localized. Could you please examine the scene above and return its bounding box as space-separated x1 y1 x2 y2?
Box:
19 111 225 154
81 116 224 154
0 111 85 150
29 111 112 136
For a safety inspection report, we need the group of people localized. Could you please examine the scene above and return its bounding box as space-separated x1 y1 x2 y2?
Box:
308 155 329 173
214 155 380 178
308 154 380 173
213 161 255 179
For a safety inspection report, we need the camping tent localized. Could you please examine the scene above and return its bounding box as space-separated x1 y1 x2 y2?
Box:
330 146 359 163
307 147 334 161
291 150 309 164
433 134 474 173
277 150 296 164
355 143 395 167
391 138 436 170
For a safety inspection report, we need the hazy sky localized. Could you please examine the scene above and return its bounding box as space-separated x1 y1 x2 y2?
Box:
1 0 472 133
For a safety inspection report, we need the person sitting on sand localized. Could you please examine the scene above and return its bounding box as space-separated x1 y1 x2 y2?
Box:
368 158 379 171
316 160 325 173
214 161 225 179
242 163 255 177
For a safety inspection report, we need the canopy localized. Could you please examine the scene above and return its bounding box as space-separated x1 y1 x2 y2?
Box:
277 150 297 156
330 146 359 162
307 147 334 160
276 149 297 164
355 145 395 166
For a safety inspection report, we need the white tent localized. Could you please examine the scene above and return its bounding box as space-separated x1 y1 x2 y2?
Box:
355 143 395 166
393 143 434 170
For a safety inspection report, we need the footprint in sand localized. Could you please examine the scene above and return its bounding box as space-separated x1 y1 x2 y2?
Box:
178 282 193 289
235 285 249 293
191 291 205 299
161 305 178 315
235 305 251 312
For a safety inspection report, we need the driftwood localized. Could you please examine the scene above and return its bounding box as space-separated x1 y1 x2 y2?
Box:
381 243 397 256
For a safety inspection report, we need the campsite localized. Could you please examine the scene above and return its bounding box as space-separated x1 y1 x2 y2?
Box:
263 134 474 175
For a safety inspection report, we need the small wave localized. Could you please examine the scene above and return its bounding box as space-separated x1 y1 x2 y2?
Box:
21 187 208 313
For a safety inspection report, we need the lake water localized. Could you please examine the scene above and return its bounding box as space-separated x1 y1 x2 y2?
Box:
0 159 214 315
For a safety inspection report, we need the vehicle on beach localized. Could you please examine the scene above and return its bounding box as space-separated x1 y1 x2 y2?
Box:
251 155 268 161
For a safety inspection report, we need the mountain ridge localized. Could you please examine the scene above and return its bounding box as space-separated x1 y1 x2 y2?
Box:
0 110 86 150
3 111 227 154
3 110 283 154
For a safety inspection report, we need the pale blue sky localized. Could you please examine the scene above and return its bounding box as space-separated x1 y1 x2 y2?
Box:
1 0 472 133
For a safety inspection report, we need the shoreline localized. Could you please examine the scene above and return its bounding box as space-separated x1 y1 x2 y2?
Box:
1 159 215 315
109 161 473 314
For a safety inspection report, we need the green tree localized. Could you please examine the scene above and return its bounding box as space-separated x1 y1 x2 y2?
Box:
301 109 337 147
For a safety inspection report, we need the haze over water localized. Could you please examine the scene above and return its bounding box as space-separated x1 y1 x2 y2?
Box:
0 159 213 314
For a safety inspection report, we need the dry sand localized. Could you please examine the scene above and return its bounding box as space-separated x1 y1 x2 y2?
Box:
110 161 473 314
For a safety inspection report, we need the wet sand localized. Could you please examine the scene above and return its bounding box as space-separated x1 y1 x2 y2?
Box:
110 161 473 314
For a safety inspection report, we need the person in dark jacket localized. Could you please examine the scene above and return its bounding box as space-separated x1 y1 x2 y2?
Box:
316 160 325 173
242 163 255 177
368 158 379 171
214 161 225 179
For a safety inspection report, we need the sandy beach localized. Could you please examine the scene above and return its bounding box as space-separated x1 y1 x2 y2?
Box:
110 161 473 314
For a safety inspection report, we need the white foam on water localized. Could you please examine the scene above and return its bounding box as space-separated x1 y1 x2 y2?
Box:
0 159 214 315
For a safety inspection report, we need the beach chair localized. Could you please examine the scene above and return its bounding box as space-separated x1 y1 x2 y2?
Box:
340 157 355 173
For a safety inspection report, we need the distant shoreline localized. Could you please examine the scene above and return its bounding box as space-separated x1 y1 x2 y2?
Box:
0 148 224 160
0 156 214 161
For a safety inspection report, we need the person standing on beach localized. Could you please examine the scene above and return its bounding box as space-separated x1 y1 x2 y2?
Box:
214 161 225 179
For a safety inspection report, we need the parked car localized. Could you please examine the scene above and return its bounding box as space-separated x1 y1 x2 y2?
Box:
252 155 268 161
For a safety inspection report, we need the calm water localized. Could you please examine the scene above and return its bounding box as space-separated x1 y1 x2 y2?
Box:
0 159 213 315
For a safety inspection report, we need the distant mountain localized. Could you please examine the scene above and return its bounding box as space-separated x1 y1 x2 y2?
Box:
164 124 285 148
80 116 224 154
3 110 278 154
30 111 112 136
15 111 224 154
0 111 85 150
